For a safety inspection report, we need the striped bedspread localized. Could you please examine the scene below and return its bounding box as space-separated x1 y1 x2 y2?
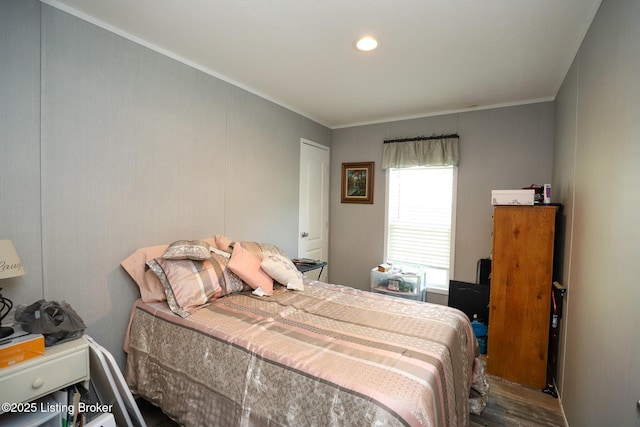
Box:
125 281 484 426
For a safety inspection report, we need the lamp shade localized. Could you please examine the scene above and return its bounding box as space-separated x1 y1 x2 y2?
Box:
0 240 26 280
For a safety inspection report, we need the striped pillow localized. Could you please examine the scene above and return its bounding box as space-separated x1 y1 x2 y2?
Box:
147 252 245 317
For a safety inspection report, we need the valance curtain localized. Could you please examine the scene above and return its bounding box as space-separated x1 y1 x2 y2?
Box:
381 134 459 169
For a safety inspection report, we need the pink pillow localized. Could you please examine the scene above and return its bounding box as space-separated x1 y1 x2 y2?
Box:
228 244 273 295
121 244 169 302
121 238 218 302
215 235 233 253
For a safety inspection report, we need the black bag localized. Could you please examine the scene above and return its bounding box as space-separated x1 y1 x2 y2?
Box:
15 300 86 346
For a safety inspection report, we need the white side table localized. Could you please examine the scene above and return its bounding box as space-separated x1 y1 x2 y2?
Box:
0 337 90 412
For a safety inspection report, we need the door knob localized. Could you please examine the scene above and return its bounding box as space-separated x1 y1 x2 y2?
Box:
301 232 309 238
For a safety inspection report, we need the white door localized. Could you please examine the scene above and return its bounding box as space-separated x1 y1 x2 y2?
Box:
298 139 330 281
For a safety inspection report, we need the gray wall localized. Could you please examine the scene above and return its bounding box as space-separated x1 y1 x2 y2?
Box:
554 0 640 425
0 0 42 309
7 2 639 424
1 0 330 368
329 103 555 305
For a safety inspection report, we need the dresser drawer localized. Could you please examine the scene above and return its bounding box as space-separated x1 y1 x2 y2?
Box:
0 338 89 406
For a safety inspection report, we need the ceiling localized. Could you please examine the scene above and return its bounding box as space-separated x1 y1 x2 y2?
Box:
44 0 601 129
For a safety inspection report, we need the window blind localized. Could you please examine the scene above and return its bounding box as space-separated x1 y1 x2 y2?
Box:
386 167 454 276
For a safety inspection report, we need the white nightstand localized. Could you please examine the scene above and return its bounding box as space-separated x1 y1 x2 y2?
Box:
0 337 90 412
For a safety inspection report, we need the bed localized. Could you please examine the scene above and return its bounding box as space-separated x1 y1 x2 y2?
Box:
121 238 488 426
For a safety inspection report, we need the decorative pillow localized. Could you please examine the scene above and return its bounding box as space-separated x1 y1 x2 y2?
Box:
214 235 233 253
210 251 248 295
162 240 212 260
121 238 218 303
227 244 274 295
147 257 224 317
236 241 265 260
257 242 288 258
233 241 289 262
261 254 304 291
121 244 170 303
149 250 250 316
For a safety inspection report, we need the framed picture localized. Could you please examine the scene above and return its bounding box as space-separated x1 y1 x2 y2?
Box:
341 162 374 204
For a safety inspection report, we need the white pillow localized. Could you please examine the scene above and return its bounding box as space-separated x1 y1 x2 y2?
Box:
261 254 304 290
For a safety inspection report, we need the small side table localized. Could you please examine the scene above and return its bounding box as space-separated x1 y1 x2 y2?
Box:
294 260 327 280
0 336 90 411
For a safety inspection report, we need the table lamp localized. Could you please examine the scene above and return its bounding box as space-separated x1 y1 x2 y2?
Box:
0 239 26 339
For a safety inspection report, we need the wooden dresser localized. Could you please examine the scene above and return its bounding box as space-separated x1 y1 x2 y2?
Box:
487 205 557 389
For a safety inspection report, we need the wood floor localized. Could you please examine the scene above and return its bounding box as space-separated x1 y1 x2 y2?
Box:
139 366 566 427
470 375 566 427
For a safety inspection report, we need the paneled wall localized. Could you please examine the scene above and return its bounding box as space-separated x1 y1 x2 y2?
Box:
554 0 640 425
0 0 42 308
1 0 330 368
329 103 555 302
5 2 636 425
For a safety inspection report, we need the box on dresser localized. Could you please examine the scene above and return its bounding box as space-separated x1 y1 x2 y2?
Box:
0 329 45 368
491 189 535 205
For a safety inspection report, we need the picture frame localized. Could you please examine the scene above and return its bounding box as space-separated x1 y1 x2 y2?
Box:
341 162 374 204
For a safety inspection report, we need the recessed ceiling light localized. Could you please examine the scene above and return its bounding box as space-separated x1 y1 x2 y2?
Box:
355 36 378 52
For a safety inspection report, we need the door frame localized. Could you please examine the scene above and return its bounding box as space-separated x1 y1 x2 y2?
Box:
298 138 330 280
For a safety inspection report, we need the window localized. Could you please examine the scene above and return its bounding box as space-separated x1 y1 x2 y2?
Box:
385 166 457 293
